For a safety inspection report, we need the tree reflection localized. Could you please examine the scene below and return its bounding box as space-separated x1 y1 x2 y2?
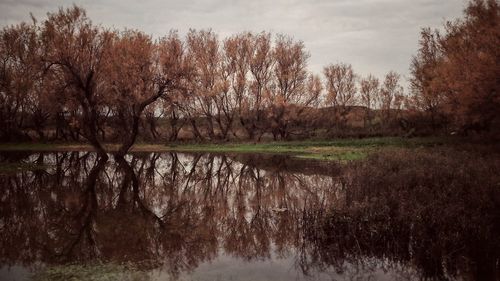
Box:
0 151 498 280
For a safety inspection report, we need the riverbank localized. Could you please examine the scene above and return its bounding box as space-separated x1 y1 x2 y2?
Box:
0 137 460 161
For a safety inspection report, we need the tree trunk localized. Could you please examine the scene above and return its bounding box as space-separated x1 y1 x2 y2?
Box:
115 115 140 157
206 115 216 140
190 118 205 141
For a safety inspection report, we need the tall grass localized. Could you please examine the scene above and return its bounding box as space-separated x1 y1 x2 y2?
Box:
303 148 500 280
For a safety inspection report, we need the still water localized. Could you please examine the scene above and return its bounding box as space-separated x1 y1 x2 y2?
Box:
0 152 497 281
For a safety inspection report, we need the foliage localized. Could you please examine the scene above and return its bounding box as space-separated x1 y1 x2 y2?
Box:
410 0 500 134
0 0 498 148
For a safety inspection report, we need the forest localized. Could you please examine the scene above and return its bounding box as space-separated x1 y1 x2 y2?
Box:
0 0 498 157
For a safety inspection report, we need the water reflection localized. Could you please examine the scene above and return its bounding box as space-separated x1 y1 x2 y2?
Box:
0 152 498 280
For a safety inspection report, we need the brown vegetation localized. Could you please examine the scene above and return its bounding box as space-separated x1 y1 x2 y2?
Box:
304 148 500 280
409 0 500 135
0 0 498 153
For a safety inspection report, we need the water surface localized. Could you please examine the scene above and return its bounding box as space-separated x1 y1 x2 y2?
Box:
0 151 497 280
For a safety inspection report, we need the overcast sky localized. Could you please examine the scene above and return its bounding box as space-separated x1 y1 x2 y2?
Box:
1 0 466 88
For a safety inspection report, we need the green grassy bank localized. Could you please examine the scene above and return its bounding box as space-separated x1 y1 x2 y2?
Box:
0 137 457 162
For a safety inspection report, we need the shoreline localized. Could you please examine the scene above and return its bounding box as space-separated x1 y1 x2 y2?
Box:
0 137 457 161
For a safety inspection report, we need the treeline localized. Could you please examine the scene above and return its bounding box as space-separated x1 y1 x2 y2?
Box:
0 0 498 154
0 6 406 147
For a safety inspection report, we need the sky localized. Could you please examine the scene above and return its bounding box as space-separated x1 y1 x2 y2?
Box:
0 0 466 89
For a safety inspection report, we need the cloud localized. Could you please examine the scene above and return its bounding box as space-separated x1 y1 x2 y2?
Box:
0 0 466 88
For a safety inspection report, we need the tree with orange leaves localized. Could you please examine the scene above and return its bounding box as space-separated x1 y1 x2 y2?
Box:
186 29 220 140
216 33 253 140
439 0 500 133
0 19 44 141
240 32 274 140
411 0 499 134
41 7 191 156
359 74 379 129
409 28 447 131
378 71 403 127
323 63 358 132
40 6 113 156
270 34 310 140
105 30 191 156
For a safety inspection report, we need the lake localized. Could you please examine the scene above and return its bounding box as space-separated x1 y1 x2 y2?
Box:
0 151 498 281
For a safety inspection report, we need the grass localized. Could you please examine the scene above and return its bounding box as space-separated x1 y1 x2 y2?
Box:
144 136 454 161
303 148 500 279
0 137 455 162
296 149 368 161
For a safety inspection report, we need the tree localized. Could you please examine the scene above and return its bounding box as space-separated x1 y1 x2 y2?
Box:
41 6 113 156
41 7 191 156
161 90 187 142
213 33 253 140
270 34 309 140
379 71 403 127
323 63 357 131
0 20 41 141
438 0 500 132
410 0 500 134
296 74 323 137
242 32 274 140
186 29 220 140
106 30 191 156
104 30 158 154
359 74 379 129
305 74 323 108
409 28 447 130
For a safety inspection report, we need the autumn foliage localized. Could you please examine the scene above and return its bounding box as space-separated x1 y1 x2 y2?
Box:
0 1 498 152
410 0 500 134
